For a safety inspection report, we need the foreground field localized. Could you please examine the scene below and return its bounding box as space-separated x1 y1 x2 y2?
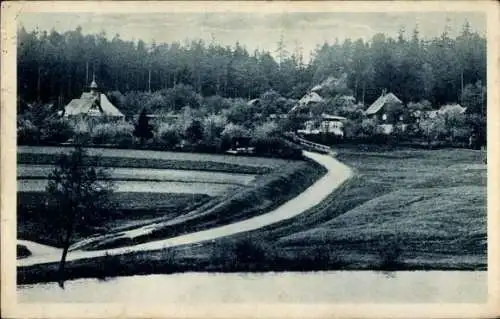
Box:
17 147 324 256
17 148 486 284
202 147 486 270
79 148 484 274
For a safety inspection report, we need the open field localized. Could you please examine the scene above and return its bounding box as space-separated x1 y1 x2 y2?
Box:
203 148 487 270
17 147 324 255
18 165 257 184
18 146 292 170
18 179 241 195
18 152 271 175
17 163 256 195
17 148 486 284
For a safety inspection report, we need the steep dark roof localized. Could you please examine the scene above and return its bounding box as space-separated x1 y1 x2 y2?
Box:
365 93 402 115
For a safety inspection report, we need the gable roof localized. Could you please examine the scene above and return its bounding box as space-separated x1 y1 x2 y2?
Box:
64 93 125 118
290 92 324 113
100 94 125 117
365 92 402 115
438 103 466 114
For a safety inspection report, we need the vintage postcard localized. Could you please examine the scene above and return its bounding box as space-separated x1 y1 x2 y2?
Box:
1 1 499 318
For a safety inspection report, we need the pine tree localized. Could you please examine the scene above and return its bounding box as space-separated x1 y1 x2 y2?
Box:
133 108 154 144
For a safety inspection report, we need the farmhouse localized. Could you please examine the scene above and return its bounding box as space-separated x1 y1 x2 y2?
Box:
63 77 125 120
364 90 403 122
290 92 324 113
298 113 347 137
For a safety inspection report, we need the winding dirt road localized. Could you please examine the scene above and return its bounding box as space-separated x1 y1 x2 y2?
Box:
18 151 352 267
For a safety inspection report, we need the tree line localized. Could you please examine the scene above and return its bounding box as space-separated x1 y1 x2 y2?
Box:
18 20 485 112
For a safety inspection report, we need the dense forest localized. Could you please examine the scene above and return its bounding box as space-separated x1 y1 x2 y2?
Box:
18 20 486 114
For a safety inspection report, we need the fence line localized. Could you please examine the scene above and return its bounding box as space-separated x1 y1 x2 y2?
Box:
284 133 332 154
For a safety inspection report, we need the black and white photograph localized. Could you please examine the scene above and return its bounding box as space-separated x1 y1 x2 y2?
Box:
1 1 499 318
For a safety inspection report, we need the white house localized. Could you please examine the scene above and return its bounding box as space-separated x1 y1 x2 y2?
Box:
63 77 125 120
298 113 346 137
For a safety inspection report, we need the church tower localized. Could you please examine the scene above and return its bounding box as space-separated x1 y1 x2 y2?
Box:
89 73 101 105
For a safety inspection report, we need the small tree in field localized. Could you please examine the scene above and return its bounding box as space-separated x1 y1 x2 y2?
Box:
133 108 154 145
46 146 114 288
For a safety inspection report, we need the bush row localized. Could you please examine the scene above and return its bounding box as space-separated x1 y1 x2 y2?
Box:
17 105 303 159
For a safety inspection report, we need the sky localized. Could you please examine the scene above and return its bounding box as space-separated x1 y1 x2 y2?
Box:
18 11 486 61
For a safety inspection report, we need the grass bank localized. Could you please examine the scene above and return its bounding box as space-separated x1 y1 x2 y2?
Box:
17 192 212 248
232 148 487 270
74 158 326 251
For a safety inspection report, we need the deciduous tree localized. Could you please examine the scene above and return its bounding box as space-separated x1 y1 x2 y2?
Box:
46 146 114 288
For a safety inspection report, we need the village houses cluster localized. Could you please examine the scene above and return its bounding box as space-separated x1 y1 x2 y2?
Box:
60 73 470 148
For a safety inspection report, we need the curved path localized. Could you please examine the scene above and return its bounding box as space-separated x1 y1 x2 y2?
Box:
18 151 352 267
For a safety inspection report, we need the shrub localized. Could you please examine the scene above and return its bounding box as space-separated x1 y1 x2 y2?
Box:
17 117 38 144
40 118 74 144
221 123 250 149
91 122 134 146
224 99 258 126
360 118 380 136
253 137 302 159
419 115 447 146
184 119 204 144
157 123 181 149
221 123 249 139
114 122 135 147
17 103 73 145
72 119 92 145
253 121 280 140
146 91 169 112
343 119 363 138
202 114 227 150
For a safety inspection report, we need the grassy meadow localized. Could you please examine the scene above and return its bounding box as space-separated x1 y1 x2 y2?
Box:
176 148 486 271
276 148 486 269
17 147 486 284
17 147 322 251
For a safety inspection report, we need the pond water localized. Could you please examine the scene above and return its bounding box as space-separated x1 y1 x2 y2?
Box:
18 271 487 303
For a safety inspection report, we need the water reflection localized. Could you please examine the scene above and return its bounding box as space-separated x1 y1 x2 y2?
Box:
18 271 487 304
